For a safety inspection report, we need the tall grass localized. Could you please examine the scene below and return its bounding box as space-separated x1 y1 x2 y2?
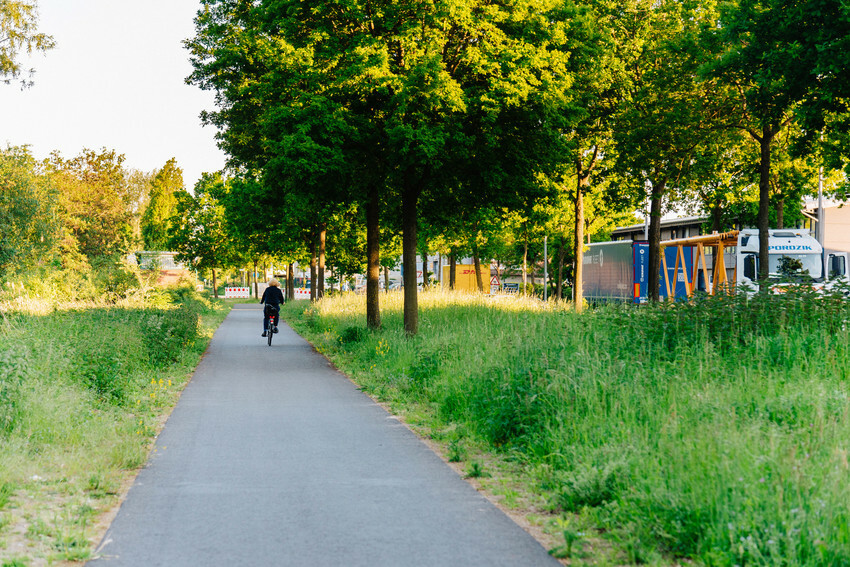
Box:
283 287 850 565
0 285 228 564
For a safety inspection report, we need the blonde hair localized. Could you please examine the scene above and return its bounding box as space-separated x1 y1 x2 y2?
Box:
269 278 280 287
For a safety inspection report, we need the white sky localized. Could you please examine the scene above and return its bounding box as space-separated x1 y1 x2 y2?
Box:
0 0 226 189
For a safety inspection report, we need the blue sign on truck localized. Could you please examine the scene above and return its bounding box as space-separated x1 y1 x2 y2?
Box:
583 241 695 303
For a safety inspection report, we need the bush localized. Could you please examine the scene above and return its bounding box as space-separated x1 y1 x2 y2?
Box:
0 342 29 434
91 257 142 300
338 325 367 345
71 349 128 404
140 304 201 365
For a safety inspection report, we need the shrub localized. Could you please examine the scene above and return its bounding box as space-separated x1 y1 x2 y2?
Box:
71 349 128 404
140 304 200 365
0 342 29 434
338 325 367 345
91 257 142 301
554 461 626 512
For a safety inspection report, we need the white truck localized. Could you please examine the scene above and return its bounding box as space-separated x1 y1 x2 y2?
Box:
735 228 850 291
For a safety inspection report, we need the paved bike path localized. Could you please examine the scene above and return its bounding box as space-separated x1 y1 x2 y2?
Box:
88 304 559 566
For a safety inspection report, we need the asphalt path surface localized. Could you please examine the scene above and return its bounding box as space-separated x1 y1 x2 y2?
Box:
88 304 560 567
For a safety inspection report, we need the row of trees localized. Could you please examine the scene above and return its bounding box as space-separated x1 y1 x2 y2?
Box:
0 145 188 281
185 0 850 334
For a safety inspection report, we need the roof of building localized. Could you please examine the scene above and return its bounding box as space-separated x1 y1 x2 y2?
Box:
612 215 707 234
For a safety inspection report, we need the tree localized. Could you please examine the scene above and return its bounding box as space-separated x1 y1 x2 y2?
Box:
0 145 59 276
125 169 154 248
168 173 236 298
0 0 54 87
612 0 739 302
187 0 573 336
554 0 633 311
141 158 183 250
46 148 134 261
706 0 850 286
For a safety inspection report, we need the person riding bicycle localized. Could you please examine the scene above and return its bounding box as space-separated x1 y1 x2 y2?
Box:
260 278 285 337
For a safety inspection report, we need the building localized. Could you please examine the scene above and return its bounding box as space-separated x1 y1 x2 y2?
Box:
610 216 708 242
804 200 850 252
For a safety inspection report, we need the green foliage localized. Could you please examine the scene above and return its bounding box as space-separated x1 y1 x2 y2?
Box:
46 148 135 262
0 0 55 87
141 158 183 250
285 290 850 564
465 462 489 479
0 283 227 559
168 173 236 275
0 341 29 434
91 256 143 300
140 303 201 366
0 146 61 277
0 482 13 509
338 325 367 345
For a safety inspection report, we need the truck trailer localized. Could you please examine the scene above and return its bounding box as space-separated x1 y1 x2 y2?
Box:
582 240 697 303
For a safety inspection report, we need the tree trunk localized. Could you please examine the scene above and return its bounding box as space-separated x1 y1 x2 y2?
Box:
421 243 428 290
648 179 666 302
573 176 585 311
309 233 317 302
776 197 785 229
212 268 218 299
758 126 774 287
402 183 420 335
252 259 258 299
287 263 294 301
449 251 456 289
572 147 599 311
522 238 528 294
472 245 484 292
318 224 326 299
366 188 381 329
383 266 390 294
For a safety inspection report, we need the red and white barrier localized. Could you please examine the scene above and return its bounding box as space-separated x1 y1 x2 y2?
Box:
224 287 250 298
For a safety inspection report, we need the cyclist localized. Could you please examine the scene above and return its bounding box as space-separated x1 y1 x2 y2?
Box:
260 278 285 337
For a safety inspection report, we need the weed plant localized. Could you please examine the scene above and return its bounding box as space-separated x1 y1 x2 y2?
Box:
0 284 228 564
282 287 850 565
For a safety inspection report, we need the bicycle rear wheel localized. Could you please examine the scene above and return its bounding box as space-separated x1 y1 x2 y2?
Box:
267 323 273 346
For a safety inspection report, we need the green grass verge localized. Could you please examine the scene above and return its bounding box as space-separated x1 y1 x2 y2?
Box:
282 287 850 566
0 286 230 565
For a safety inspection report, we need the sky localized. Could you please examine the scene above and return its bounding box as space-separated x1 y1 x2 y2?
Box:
0 0 226 189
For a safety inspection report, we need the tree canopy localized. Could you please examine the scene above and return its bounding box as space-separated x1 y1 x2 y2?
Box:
182 0 850 320
0 0 54 87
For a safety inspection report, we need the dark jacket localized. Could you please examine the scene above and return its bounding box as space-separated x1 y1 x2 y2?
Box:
260 286 285 306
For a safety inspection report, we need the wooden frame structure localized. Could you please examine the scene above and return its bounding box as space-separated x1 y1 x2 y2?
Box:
660 231 740 298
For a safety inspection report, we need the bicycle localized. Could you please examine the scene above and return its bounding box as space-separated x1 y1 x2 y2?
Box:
264 304 280 346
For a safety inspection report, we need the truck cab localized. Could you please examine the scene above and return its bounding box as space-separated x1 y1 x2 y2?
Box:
737 229 825 287
825 249 849 279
